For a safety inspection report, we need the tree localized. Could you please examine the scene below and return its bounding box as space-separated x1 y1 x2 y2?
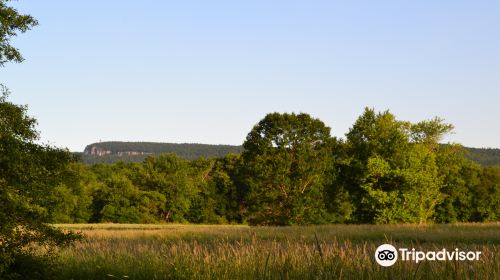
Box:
433 144 481 223
91 173 166 223
187 154 246 224
0 89 79 278
1 4 79 276
359 145 443 224
45 163 94 223
338 109 410 223
341 108 453 224
472 166 500 221
208 154 246 223
137 154 198 222
241 112 334 225
0 0 38 66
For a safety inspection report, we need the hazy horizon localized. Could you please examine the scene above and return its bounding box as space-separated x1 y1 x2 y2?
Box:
3 1 499 151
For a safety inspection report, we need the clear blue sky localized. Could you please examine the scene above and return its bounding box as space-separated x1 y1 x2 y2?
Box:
3 0 499 151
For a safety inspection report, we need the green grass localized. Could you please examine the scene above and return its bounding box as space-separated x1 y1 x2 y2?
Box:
52 223 500 280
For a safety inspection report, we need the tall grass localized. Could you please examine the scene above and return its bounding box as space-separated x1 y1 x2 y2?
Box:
53 223 499 280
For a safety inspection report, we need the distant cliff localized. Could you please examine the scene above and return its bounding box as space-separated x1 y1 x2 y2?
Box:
81 141 243 164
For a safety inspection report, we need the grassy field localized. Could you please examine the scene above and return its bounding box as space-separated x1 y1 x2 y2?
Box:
52 223 499 280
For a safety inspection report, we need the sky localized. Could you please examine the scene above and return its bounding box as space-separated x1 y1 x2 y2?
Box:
2 0 500 152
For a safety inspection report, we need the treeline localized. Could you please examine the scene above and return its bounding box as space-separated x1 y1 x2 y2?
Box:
79 142 500 166
47 155 243 224
465 147 500 166
77 154 151 165
47 109 500 225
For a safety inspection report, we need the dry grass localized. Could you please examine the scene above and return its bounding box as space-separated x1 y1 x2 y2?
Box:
52 223 500 279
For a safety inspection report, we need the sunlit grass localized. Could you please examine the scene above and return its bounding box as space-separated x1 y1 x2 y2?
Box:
53 223 500 279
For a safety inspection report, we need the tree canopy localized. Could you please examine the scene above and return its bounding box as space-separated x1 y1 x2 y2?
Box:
241 112 334 225
337 108 455 224
0 89 78 278
0 108 494 230
0 3 80 278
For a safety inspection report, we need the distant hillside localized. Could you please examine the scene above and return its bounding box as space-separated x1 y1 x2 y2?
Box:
77 141 500 165
465 147 500 166
79 141 243 164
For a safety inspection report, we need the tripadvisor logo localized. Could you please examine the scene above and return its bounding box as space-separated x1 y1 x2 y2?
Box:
374 244 482 267
375 244 398 267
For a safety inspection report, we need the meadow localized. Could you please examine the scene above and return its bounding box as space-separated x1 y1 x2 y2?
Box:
51 223 499 280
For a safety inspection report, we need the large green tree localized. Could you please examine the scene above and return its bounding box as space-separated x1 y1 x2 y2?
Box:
92 173 166 223
242 112 334 225
188 154 246 224
44 163 95 223
137 154 198 222
472 166 500 221
434 144 481 223
208 154 246 223
1 3 80 278
0 89 78 278
340 108 453 224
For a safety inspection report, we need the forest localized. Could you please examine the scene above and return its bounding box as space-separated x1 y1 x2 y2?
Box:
1 2 499 278
4 93 499 277
4 87 498 278
40 109 500 226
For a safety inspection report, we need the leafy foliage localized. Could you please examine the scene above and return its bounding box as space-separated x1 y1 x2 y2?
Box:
472 166 500 221
0 90 79 279
464 147 500 166
335 108 459 224
3 94 499 237
33 109 500 227
241 113 334 225
94 173 166 223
